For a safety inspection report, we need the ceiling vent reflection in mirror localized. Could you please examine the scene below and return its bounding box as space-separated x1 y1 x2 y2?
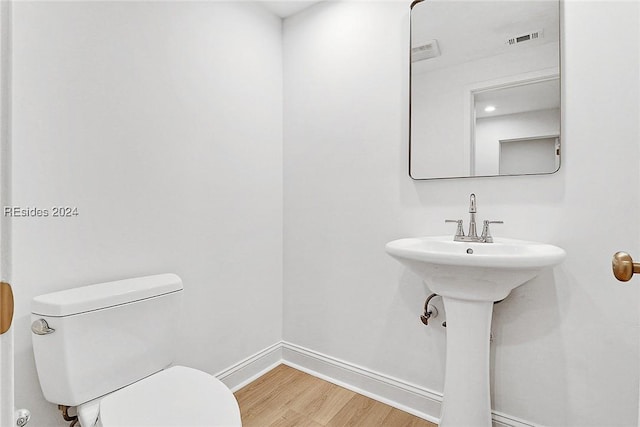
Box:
507 29 544 46
412 39 441 62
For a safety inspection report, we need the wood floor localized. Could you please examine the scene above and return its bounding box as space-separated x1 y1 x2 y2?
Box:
234 364 437 427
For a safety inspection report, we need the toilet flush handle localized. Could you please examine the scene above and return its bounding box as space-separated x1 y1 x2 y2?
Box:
31 319 55 335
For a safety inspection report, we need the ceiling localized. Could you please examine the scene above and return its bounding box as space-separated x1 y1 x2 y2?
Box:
261 1 322 18
412 1 559 73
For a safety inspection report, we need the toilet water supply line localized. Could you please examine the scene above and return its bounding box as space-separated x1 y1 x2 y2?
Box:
58 405 78 427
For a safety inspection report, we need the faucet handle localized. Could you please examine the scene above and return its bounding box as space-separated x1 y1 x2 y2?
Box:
445 219 465 238
481 220 503 243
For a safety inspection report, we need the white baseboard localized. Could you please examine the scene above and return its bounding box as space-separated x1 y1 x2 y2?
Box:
492 411 541 427
214 340 538 427
215 342 282 392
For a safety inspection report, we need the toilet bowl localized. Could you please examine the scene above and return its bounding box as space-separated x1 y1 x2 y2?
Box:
30 274 242 427
77 366 241 427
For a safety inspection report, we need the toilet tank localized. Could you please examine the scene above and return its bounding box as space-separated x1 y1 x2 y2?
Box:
31 274 183 406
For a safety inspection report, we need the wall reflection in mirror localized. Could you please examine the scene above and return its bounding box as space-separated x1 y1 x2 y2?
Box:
410 0 561 179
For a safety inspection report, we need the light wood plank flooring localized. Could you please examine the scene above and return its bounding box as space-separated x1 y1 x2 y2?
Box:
234 364 437 427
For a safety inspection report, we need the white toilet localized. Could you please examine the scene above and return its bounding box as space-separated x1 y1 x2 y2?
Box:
30 274 242 427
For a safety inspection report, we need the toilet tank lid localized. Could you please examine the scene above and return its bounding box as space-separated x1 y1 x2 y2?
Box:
31 274 183 317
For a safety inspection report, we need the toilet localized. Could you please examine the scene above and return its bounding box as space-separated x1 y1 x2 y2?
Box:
30 274 242 427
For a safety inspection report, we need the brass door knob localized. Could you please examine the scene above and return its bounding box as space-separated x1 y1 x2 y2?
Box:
0 282 13 335
612 252 640 282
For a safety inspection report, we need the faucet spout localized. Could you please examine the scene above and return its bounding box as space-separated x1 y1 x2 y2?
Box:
468 193 477 238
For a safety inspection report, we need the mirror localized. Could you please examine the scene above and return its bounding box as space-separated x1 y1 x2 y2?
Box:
410 0 561 180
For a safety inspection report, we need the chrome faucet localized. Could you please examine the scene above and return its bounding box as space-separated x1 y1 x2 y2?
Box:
445 193 502 243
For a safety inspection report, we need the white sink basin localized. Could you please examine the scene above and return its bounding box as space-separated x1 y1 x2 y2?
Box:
385 236 566 301
385 235 565 426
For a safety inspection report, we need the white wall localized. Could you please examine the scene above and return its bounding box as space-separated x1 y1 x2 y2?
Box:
11 2 283 426
283 1 640 425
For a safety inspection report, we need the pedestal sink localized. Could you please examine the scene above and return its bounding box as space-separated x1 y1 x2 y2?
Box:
385 236 565 426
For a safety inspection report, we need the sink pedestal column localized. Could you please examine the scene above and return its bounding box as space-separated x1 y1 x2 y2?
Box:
439 297 493 427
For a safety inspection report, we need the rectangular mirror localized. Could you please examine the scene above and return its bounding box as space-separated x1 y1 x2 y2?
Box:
410 0 561 180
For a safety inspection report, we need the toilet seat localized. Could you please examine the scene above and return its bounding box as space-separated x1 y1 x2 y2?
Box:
79 366 242 427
